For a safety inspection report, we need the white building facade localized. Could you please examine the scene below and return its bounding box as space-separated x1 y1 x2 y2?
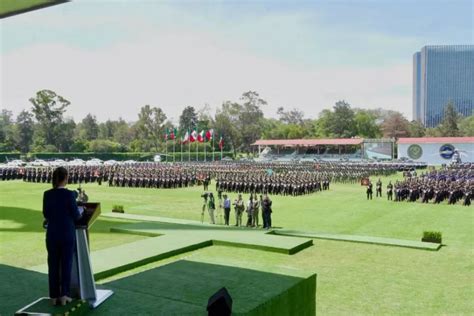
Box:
397 137 474 165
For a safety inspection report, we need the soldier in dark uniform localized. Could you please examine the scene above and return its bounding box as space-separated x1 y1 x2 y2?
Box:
387 181 393 200
376 179 382 198
366 181 373 200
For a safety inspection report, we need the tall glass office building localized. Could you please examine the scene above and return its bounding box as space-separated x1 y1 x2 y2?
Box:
413 45 474 127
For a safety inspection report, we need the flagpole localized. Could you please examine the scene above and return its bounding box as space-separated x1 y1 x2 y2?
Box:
212 136 215 161
188 131 191 162
180 140 183 162
165 138 168 163
196 140 199 162
204 139 207 162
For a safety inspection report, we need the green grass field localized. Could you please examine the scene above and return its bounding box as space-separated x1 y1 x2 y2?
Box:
1 173 473 315
0 0 67 18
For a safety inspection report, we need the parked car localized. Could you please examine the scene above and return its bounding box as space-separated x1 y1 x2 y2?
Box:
104 160 118 166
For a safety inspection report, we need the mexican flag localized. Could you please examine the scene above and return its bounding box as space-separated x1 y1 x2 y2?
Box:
164 128 169 141
182 131 189 144
190 130 198 143
197 130 205 143
170 128 177 140
205 129 214 141
218 136 224 150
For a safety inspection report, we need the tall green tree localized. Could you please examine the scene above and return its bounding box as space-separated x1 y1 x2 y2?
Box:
314 109 334 137
437 101 460 136
277 107 305 125
408 120 426 137
0 109 15 151
179 106 198 134
238 91 265 152
77 114 99 141
354 109 381 138
330 100 356 138
14 110 34 153
29 90 70 149
214 101 241 155
136 105 167 152
55 119 76 152
458 115 474 136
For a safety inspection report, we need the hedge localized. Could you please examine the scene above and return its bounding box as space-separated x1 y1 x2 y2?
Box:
0 152 234 162
0 153 21 163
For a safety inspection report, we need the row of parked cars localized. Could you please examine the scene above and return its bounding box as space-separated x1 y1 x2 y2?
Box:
2 158 136 167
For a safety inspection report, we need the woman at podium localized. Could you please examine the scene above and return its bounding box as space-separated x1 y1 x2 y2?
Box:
42 167 82 306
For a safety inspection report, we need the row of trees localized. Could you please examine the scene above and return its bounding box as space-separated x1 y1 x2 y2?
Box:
1 89 472 154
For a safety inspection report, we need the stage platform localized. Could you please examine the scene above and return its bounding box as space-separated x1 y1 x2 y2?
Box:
97 260 316 315
3 261 316 316
29 219 313 280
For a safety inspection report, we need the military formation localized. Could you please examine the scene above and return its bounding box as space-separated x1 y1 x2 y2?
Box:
389 165 473 206
2 161 414 197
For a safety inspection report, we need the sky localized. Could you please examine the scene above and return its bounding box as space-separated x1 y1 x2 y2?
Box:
1 0 473 124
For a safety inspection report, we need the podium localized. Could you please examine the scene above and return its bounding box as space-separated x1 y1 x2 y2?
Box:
71 202 113 308
15 202 113 315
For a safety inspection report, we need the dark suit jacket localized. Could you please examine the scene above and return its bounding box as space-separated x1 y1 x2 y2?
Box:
43 188 81 242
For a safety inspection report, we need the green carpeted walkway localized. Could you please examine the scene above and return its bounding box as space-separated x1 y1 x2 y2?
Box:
28 217 313 280
104 212 441 250
272 230 441 250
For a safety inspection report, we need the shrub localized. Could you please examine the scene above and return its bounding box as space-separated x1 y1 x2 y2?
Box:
112 205 124 213
422 231 442 244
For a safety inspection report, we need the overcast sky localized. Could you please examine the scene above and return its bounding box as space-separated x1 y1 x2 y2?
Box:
1 0 473 123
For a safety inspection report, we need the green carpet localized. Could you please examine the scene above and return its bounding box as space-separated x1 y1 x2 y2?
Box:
0 0 69 18
15 298 88 316
96 260 316 316
273 230 441 250
105 212 440 250
28 221 312 279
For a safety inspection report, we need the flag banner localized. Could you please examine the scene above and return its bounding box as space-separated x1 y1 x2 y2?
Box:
164 128 169 141
190 130 197 143
205 129 214 141
197 130 205 143
182 131 189 144
170 128 177 140
219 136 224 150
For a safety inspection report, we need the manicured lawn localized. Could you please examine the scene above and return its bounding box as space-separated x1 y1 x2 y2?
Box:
0 0 66 17
0 173 473 315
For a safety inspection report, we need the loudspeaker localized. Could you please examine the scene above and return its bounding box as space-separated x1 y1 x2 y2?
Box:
207 287 232 316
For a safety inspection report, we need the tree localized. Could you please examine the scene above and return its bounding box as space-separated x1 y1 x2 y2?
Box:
458 115 474 136
77 114 99 141
214 101 242 155
88 139 125 152
179 106 198 134
55 119 76 152
314 109 334 137
408 120 425 137
0 109 15 151
437 102 460 136
381 111 410 138
277 107 305 125
113 119 134 146
98 120 117 140
330 101 356 138
136 105 167 152
238 91 265 152
14 110 34 153
30 90 70 148
354 109 381 138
